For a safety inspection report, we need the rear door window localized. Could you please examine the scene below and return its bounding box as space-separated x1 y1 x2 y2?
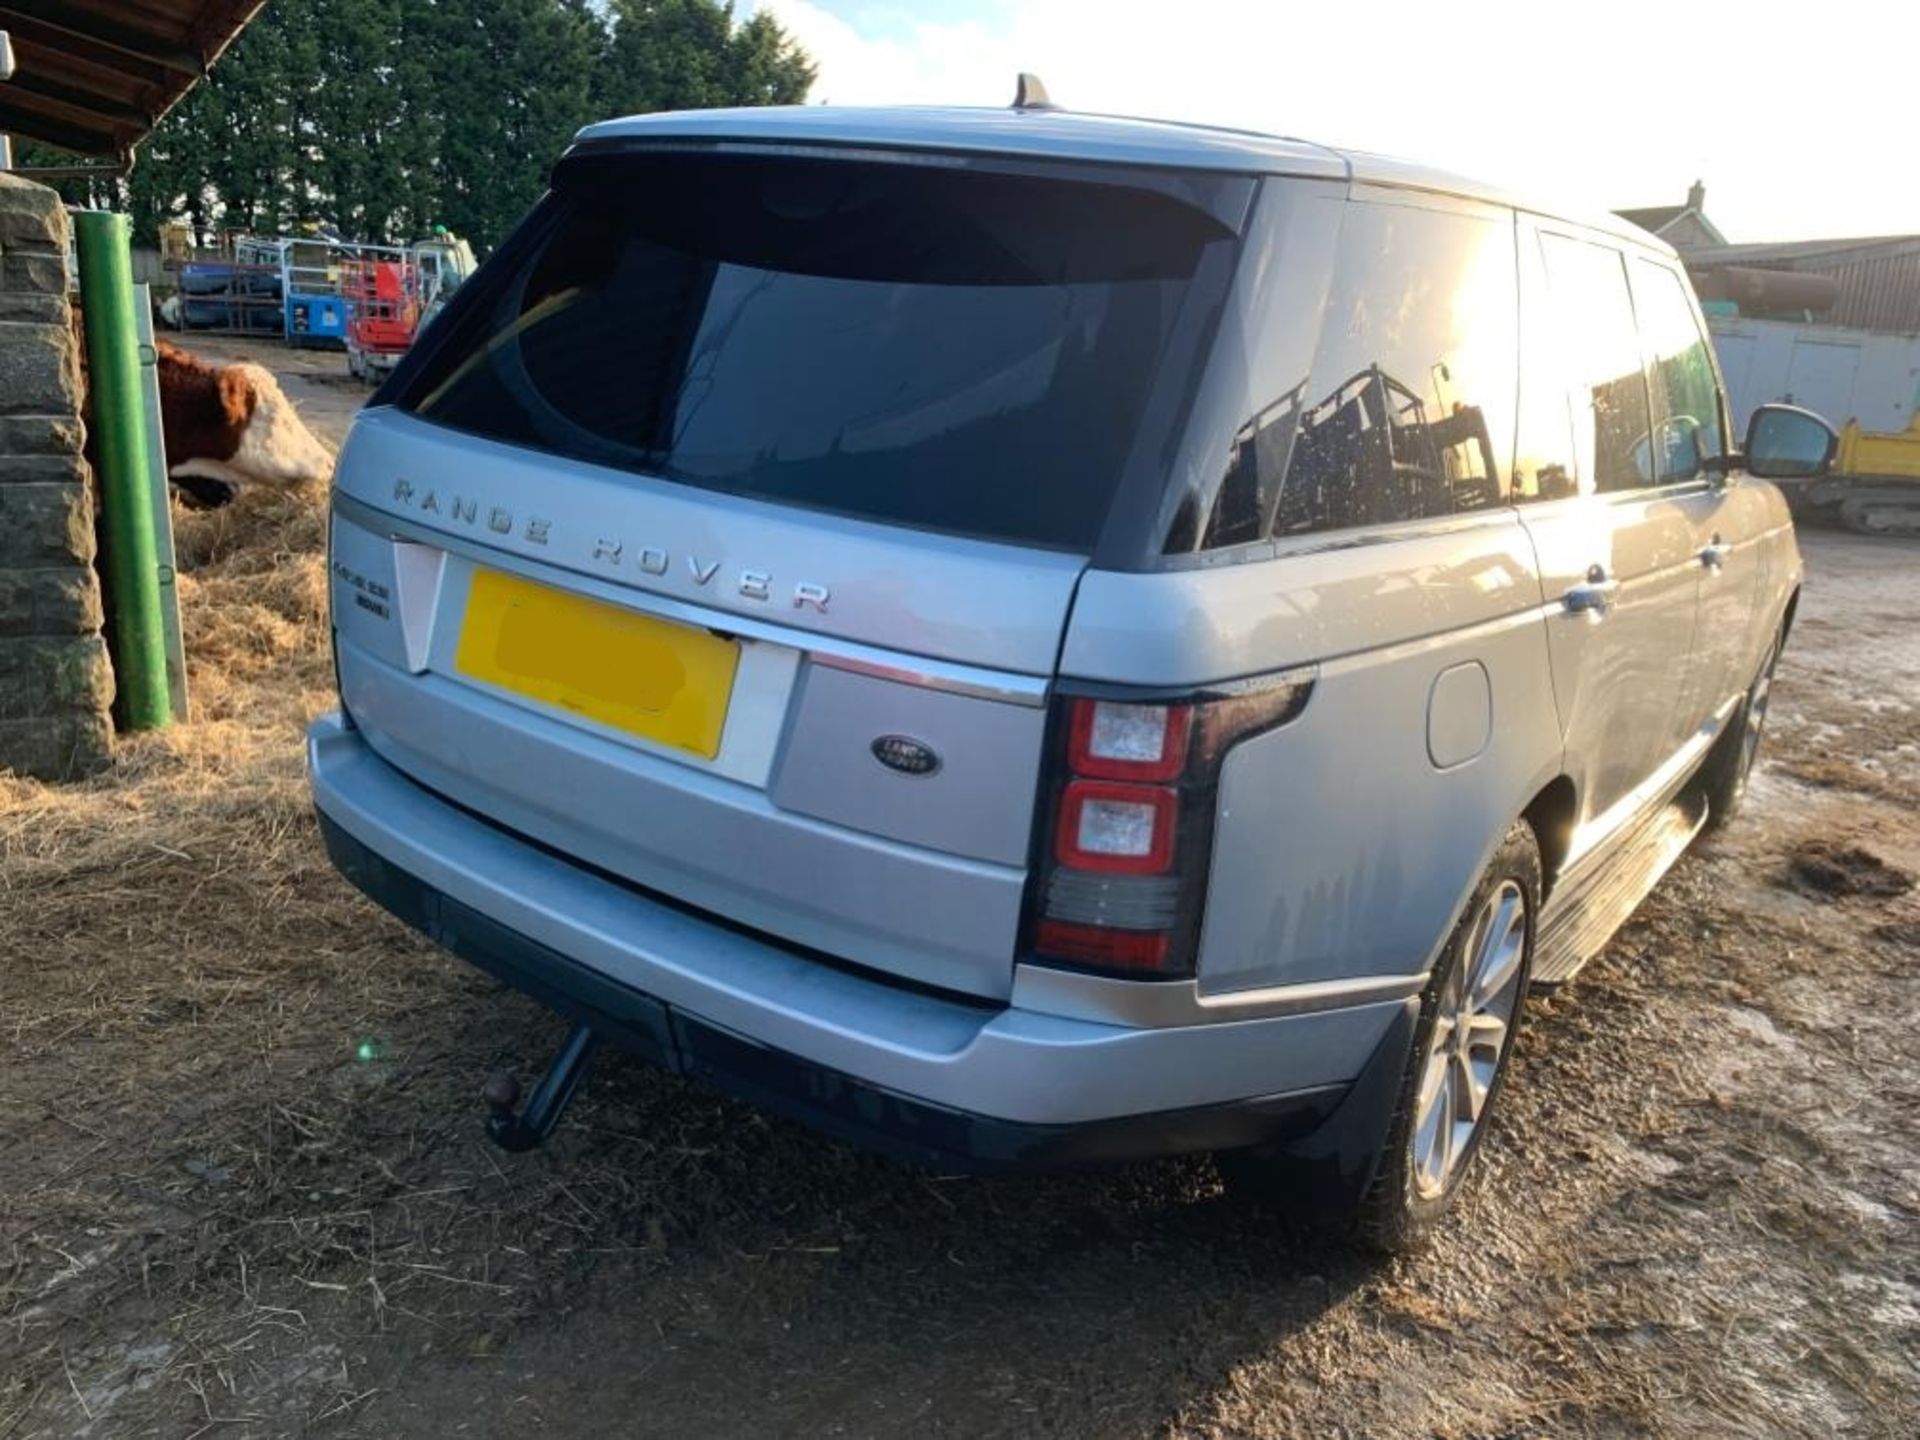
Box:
393 149 1247 552
1537 234 1654 494
1629 258 1724 483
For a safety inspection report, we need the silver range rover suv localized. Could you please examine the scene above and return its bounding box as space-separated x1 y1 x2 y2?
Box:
310 99 1835 1247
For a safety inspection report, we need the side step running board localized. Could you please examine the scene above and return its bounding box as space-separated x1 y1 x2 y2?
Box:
1532 790 1709 989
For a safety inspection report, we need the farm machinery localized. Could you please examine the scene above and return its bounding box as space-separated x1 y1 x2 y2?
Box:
343 232 476 382
1785 415 1920 535
162 225 475 380
1707 314 1920 537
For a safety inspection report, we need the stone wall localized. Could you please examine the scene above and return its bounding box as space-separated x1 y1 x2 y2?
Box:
0 174 113 780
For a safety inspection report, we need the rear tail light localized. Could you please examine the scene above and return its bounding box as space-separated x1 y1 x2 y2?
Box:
1033 920 1170 972
1056 781 1177 873
1023 669 1315 980
1069 700 1191 781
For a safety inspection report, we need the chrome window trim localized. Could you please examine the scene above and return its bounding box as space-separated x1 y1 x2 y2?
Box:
1507 475 1720 521
330 492 1052 708
1010 964 1427 1028
1153 495 1525 573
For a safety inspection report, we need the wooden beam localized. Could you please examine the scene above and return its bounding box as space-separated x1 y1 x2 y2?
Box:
0 3 204 78
0 96 124 156
0 16 179 93
2 65 154 129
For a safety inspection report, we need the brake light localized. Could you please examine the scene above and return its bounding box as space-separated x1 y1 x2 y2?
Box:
1024 672 1315 980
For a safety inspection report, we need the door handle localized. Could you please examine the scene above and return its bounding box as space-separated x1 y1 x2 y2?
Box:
1564 565 1618 617
1700 536 1731 570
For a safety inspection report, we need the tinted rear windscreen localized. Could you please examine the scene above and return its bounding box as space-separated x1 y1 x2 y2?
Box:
395 149 1244 550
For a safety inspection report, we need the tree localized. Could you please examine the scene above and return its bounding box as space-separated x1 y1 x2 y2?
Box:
724 8 818 107
595 1 815 116
419 0 605 247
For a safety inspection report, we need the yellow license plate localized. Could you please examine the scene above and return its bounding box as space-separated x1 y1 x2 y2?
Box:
455 569 739 758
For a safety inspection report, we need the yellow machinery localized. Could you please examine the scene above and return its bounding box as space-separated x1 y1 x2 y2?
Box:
1839 414 1920 480
1797 415 1920 535
157 221 193 268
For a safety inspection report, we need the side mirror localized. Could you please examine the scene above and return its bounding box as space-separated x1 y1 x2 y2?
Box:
1744 403 1837 480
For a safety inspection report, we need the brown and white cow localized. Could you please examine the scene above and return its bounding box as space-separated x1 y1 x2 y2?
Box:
154 339 335 508
74 303 336 509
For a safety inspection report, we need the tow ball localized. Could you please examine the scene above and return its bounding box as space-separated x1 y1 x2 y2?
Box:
482 1022 599 1152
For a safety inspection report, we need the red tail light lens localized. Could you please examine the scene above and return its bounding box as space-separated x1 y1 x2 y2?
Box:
1055 781 1177 873
1033 920 1171 972
1069 700 1191 781
1025 671 1315 980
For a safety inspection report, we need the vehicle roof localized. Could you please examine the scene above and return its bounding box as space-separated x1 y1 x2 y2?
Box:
573 104 1672 255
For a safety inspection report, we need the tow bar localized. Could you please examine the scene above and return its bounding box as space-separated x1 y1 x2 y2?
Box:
482 1022 599 1152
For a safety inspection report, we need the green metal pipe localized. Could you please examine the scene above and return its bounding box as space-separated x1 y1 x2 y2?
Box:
74 209 171 732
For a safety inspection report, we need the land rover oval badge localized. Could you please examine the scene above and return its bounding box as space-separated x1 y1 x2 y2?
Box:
871 734 940 777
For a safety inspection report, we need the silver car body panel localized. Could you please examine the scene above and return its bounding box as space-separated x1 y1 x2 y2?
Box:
310 714 1406 1125
311 105 1805 1152
326 407 1093 999
334 408 1087 677
1060 510 1565 995
770 662 1046 867
336 634 1032 996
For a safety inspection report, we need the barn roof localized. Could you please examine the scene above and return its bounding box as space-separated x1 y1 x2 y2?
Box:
1683 235 1920 267
0 1 265 161
1615 204 1690 233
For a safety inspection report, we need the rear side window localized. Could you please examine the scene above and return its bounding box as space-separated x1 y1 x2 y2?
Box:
1630 259 1723 482
1537 234 1653 493
1249 200 1517 542
393 149 1246 552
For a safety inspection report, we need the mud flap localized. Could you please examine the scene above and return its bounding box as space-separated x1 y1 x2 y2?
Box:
1268 994 1421 1213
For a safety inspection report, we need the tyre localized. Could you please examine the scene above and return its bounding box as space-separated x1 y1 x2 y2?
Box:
1697 629 1781 834
1220 822 1539 1252
1352 821 1539 1251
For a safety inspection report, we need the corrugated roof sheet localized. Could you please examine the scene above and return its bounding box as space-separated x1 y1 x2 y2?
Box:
1686 235 1920 334
1616 204 1689 232
0 1 265 159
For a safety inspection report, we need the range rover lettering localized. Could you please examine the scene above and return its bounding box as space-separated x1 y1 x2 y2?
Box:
309 93 1831 1248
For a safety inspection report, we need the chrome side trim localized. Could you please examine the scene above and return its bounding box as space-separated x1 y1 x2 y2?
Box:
1010 964 1427 1028
808 651 1048 708
332 492 1051 708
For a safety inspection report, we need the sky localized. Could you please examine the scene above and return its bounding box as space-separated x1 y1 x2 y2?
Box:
750 0 1912 244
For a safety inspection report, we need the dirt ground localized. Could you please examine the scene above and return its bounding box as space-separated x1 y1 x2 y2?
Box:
2 340 1916 1437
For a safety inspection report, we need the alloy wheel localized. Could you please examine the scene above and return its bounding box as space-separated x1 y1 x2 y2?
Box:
1410 879 1529 1200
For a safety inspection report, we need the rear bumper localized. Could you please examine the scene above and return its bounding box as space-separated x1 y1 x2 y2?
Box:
309 713 1416 1172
